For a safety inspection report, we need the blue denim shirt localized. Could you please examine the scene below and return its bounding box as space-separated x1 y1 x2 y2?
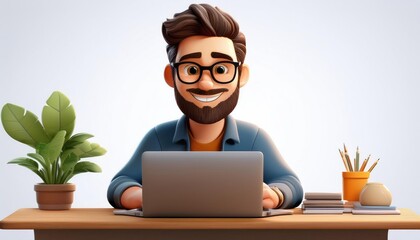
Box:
107 115 303 209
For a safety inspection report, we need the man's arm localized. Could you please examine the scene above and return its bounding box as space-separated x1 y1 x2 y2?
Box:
107 128 162 209
252 128 304 209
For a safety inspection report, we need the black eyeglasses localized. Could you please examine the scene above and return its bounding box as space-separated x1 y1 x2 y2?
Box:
171 61 241 84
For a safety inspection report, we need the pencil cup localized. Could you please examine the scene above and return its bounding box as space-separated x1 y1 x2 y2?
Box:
342 172 370 201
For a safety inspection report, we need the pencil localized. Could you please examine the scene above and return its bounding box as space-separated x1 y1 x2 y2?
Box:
339 149 350 171
367 158 380 173
343 143 348 154
359 154 371 172
355 146 360 171
345 151 354 172
343 144 354 171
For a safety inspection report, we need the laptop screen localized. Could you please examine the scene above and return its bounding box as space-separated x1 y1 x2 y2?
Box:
142 151 263 217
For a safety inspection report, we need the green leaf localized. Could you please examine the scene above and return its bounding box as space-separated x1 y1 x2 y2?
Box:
37 130 66 165
1 103 50 148
63 133 94 150
27 153 48 170
79 143 107 158
9 157 48 183
61 153 79 173
8 157 39 171
42 91 75 141
72 161 102 175
64 141 107 159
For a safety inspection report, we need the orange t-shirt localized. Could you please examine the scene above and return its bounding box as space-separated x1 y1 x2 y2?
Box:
189 130 225 151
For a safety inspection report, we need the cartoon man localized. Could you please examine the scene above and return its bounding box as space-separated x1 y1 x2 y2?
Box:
107 4 303 210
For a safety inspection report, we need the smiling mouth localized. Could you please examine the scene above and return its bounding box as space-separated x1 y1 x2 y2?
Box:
191 93 223 102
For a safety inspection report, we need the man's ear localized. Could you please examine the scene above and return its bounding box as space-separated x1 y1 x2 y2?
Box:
239 64 249 88
164 64 175 88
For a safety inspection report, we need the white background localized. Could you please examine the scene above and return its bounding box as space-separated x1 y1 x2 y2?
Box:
1 0 419 239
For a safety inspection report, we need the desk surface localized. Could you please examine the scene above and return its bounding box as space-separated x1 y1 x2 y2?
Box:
1 208 420 230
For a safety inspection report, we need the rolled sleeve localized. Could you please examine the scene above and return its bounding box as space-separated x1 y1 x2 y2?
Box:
107 127 162 208
107 176 142 209
253 128 304 209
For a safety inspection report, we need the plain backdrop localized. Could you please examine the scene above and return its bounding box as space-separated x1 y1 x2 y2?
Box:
1 0 419 239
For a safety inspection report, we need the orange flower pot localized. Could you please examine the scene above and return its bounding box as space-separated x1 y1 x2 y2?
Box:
342 172 370 201
34 183 76 210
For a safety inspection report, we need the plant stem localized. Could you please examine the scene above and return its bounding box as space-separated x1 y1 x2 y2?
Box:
53 161 57 183
63 173 73 184
34 170 47 183
40 168 51 184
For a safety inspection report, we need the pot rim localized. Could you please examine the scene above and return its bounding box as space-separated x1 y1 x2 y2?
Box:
34 183 76 192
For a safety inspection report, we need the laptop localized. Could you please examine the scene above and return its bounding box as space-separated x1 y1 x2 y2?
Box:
113 151 292 218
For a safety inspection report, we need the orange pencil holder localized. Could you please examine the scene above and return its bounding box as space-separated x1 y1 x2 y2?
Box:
342 171 370 201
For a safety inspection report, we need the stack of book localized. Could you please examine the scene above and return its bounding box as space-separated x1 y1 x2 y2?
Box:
352 202 400 215
302 192 344 214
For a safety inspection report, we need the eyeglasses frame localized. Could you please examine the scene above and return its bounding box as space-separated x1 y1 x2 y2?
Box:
170 61 241 84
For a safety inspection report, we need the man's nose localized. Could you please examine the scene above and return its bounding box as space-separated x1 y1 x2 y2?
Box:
197 70 214 91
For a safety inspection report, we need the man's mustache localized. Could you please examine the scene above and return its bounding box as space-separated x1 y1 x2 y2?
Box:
187 88 228 95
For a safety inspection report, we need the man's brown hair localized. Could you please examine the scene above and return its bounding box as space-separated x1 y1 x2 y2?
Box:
162 4 246 64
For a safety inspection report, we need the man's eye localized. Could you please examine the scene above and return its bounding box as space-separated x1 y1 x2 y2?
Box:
214 64 229 74
183 65 199 75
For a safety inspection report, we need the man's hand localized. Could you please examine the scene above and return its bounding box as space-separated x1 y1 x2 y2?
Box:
121 186 143 209
121 184 280 210
263 183 280 209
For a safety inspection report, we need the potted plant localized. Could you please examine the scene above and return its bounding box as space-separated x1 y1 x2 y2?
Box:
1 91 106 210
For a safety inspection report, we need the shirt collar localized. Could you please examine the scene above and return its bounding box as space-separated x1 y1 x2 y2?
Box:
223 115 240 144
172 115 240 145
173 115 189 144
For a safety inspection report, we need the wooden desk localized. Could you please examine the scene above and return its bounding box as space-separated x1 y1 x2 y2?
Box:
1 208 420 240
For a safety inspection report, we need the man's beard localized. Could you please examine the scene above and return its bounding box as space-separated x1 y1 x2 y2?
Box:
174 84 239 124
